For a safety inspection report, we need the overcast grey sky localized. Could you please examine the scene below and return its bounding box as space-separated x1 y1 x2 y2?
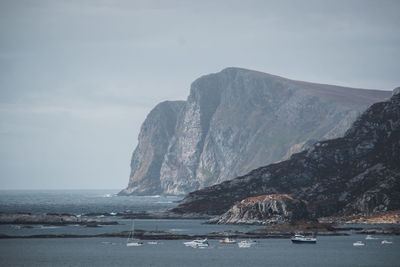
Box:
0 0 399 190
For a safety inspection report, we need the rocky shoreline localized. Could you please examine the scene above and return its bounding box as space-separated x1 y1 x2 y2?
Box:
1 211 399 240
1 216 399 240
0 212 118 227
317 210 400 225
0 227 348 240
2 224 399 240
2 210 399 226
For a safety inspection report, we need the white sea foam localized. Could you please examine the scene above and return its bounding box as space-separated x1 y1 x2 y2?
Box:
40 225 60 229
169 228 187 232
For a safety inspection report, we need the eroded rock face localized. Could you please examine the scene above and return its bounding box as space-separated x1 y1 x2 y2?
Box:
172 90 400 217
119 101 185 195
120 67 391 195
211 194 309 225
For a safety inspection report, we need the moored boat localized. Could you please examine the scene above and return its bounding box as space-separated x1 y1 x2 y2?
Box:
220 237 237 244
381 240 393 245
237 240 256 248
291 234 317 244
184 238 209 248
353 241 365 246
127 240 143 247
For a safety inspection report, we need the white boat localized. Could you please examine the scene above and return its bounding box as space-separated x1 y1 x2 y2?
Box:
291 234 317 244
127 240 143 247
365 235 378 240
126 221 143 247
381 240 393 245
237 240 255 248
353 241 365 246
184 238 209 248
220 237 237 244
147 241 159 245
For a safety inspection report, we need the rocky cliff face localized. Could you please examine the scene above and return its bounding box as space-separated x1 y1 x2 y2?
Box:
120 101 185 195
210 194 309 225
172 89 400 217
120 67 391 195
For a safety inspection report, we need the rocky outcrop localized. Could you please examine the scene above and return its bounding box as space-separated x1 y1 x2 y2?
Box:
120 67 391 195
0 213 118 226
172 89 400 217
210 194 309 225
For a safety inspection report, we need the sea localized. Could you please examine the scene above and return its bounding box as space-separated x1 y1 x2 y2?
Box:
0 190 399 267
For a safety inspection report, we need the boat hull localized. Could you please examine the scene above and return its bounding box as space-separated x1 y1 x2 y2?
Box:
184 239 209 248
291 239 317 244
220 238 237 244
127 242 143 247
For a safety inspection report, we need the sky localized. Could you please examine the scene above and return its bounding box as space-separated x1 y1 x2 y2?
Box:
0 0 399 190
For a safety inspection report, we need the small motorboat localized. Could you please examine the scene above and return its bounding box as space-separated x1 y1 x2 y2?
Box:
147 241 159 245
220 237 237 244
184 238 209 248
237 240 255 248
291 234 317 244
353 241 365 246
365 235 378 240
381 240 393 245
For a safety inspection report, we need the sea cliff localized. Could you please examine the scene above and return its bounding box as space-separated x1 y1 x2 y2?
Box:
172 88 400 219
120 68 391 195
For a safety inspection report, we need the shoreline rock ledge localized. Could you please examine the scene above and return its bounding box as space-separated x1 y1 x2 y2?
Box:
208 194 309 225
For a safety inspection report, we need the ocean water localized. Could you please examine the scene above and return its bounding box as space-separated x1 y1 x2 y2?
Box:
1 190 399 266
0 189 181 215
1 236 399 267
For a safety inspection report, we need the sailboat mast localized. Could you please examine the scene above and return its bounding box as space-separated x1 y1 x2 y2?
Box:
127 220 134 242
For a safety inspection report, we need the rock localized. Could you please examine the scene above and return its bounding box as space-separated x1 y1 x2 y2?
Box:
120 67 391 195
343 210 400 224
211 194 309 225
119 101 185 195
172 91 400 217
392 87 400 96
249 220 338 234
0 213 118 226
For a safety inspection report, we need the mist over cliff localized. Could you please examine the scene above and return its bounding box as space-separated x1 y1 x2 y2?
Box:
120 68 391 196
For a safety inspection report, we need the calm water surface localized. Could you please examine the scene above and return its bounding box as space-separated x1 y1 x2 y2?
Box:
0 189 181 214
1 190 399 266
1 236 399 267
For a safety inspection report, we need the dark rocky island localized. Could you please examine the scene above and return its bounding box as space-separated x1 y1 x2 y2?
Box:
172 88 400 221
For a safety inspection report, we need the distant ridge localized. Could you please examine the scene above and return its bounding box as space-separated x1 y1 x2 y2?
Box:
120 67 391 196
